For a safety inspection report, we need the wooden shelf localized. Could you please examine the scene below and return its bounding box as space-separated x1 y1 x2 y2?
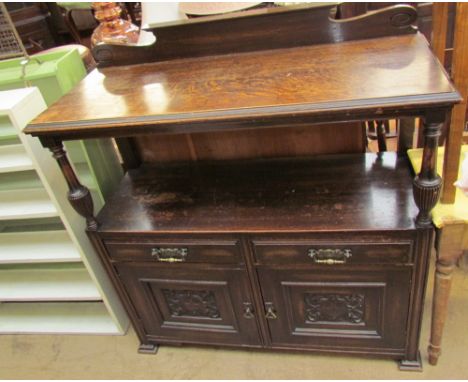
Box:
0 230 81 264
0 264 101 301
0 189 58 220
0 302 121 334
0 144 34 173
97 152 418 234
25 34 460 141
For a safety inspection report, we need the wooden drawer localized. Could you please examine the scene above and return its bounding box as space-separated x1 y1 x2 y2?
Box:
251 237 413 265
103 236 243 264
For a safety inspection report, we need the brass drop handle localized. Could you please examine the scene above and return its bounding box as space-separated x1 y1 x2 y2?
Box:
307 248 352 265
243 302 255 319
151 247 188 263
264 302 277 320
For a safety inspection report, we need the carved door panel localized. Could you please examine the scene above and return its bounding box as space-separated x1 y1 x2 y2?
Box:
258 267 412 351
115 263 261 346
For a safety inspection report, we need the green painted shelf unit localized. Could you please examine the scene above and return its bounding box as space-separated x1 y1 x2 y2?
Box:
0 49 86 106
0 87 129 334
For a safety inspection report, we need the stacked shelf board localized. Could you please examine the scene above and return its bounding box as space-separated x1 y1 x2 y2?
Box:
0 87 129 334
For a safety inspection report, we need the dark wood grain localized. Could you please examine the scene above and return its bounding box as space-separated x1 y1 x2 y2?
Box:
134 122 365 163
91 4 418 67
257 266 412 351
115 262 262 347
26 34 459 141
96 153 418 234
24 16 457 367
42 138 98 230
413 112 445 226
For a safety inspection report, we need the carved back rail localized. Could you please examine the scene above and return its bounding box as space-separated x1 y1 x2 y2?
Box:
92 3 418 67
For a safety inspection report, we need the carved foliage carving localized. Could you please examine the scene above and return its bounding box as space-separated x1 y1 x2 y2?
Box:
304 293 365 324
162 289 220 319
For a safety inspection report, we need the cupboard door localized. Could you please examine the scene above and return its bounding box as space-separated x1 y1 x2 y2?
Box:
257 267 411 352
115 263 261 346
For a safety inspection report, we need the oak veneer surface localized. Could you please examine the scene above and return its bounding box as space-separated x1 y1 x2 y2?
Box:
27 33 458 137
96 153 418 234
134 122 365 163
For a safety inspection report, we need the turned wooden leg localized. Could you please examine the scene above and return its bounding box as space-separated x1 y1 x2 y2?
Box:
428 260 454 365
40 137 154 349
40 137 98 230
376 120 387 152
428 224 465 365
413 112 445 227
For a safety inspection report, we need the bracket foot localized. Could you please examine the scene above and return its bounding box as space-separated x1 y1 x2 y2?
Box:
398 351 423 371
138 343 158 354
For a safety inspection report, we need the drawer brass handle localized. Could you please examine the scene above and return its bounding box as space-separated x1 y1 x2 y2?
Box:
265 302 277 320
307 248 352 264
243 302 255 319
151 247 188 263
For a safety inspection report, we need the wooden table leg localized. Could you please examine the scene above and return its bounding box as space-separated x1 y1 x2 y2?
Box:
428 223 465 365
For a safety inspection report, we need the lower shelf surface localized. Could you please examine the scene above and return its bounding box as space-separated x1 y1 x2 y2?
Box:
97 152 418 234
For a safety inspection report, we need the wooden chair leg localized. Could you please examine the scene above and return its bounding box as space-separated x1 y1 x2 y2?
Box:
397 117 415 154
376 120 387 152
367 120 376 138
383 120 390 134
64 9 82 44
428 224 465 365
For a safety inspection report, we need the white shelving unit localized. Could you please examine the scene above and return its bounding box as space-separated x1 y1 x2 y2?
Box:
0 144 34 173
0 303 121 334
0 264 101 301
0 230 81 264
0 88 129 334
0 189 58 220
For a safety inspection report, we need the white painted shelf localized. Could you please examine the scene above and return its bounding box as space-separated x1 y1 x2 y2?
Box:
0 87 128 334
0 189 58 220
0 171 43 191
0 264 101 301
0 144 34 173
0 230 81 264
0 302 122 334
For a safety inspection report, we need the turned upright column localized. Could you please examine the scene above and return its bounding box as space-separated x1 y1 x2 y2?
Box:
40 137 98 231
413 111 445 227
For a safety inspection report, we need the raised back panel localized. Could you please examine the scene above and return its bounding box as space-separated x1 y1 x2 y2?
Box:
134 122 365 163
93 4 418 67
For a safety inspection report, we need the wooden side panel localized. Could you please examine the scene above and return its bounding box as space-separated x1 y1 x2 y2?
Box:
134 122 365 163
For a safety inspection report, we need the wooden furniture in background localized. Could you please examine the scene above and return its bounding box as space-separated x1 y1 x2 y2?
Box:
4 2 58 54
0 88 128 334
408 2 468 367
24 4 460 370
437 3 468 204
408 146 468 366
